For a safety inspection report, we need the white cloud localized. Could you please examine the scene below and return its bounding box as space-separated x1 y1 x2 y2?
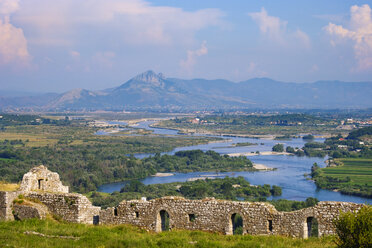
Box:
0 0 30 66
248 8 287 41
0 0 19 15
15 0 225 46
248 8 310 47
180 41 208 72
294 29 311 48
324 4 372 71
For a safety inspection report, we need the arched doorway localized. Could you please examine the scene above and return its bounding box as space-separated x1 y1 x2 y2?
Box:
156 210 170 232
231 213 243 235
304 217 318 238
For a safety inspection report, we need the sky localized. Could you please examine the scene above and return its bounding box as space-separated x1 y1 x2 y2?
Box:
0 0 372 93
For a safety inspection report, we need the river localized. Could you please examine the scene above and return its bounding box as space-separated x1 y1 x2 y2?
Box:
97 121 372 204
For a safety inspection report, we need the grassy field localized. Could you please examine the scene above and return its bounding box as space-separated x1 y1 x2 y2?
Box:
0 125 94 147
0 124 219 148
322 158 372 187
0 219 336 248
313 158 372 198
154 119 343 137
0 182 19 191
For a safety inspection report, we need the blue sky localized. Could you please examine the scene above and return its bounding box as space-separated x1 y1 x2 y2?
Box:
0 0 371 92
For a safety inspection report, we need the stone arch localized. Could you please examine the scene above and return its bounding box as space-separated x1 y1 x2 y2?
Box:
227 211 244 235
156 209 170 232
303 216 318 238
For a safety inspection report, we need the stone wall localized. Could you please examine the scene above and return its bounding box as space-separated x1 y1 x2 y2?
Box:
0 166 366 238
0 191 20 221
20 165 68 193
25 192 101 224
99 196 363 238
13 201 49 220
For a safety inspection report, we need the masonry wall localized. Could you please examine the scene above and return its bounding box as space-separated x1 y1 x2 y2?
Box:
0 191 21 221
99 197 363 238
0 164 365 238
20 165 68 193
25 192 101 224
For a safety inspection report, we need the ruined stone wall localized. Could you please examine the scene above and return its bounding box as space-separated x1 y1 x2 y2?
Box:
25 192 100 224
99 197 363 238
13 202 49 220
20 165 68 193
0 166 365 238
0 191 21 221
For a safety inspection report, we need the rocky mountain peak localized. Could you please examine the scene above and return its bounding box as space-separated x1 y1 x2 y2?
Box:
133 70 165 85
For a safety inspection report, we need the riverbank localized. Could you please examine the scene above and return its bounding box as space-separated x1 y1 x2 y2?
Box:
253 163 274 170
97 120 372 204
312 158 372 198
228 151 292 157
151 121 336 139
153 172 174 177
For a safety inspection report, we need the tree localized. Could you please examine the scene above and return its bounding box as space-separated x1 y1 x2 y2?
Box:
334 205 372 248
303 134 314 140
272 144 284 152
286 146 295 153
270 185 282 196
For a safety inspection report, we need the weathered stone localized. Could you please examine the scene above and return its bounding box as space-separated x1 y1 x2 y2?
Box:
13 201 48 220
0 166 366 238
20 165 69 193
99 197 363 238
0 191 19 220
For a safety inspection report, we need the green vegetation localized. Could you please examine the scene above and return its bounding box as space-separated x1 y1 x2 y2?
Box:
334 205 372 248
285 126 372 159
156 114 341 136
311 159 372 198
346 126 372 140
303 134 315 141
0 219 336 248
144 150 253 173
269 197 319 212
90 177 280 208
272 144 284 152
274 135 294 140
0 117 227 193
233 142 258 147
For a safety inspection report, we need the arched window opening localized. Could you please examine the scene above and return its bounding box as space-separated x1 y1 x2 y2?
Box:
189 214 196 222
159 210 170 232
38 179 43 189
231 213 243 235
304 217 318 238
268 219 273 232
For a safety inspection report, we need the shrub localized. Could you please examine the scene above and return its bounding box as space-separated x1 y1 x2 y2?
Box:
333 205 372 248
272 144 284 152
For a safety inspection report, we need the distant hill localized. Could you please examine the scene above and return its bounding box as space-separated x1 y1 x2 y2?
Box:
1 70 371 111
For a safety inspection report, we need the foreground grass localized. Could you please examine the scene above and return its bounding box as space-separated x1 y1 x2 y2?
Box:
0 219 336 248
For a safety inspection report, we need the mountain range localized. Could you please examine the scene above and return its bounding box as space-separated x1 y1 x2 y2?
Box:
1 70 372 111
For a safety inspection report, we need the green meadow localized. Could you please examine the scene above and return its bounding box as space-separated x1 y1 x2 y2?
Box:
0 219 336 248
314 158 372 198
322 158 372 187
